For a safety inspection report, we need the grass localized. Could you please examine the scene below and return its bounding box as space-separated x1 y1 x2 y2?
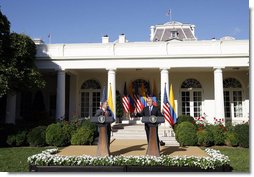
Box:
0 147 51 172
0 146 249 172
210 146 249 172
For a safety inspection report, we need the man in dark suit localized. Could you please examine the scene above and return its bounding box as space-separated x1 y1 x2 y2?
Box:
134 97 163 148
95 100 114 147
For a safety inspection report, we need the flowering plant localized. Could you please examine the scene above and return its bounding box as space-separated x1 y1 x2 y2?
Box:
27 148 229 170
194 113 209 130
214 117 224 125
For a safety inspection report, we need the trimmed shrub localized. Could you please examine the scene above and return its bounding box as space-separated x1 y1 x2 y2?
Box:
175 121 197 146
81 119 98 137
225 132 239 147
15 130 28 146
225 122 235 133
71 127 95 145
206 125 226 145
234 123 249 148
6 131 28 146
62 122 77 144
27 126 47 146
176 115 195 124
6 134 16 146
46 123 69 147
196 129 213 147
174 115 196 132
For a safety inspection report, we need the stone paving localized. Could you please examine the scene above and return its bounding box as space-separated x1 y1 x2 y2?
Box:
58 139 209 157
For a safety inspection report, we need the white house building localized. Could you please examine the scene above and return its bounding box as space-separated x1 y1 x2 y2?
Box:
1 21 249 126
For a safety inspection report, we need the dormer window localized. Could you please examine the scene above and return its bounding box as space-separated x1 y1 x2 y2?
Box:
171 30 178 38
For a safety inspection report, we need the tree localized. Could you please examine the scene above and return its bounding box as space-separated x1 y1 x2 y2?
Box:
0 9 45 97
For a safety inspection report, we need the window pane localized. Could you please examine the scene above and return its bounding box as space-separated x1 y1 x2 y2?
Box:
181 91 190 115
193 91 202 117
233 91 242 117
224 91 231 118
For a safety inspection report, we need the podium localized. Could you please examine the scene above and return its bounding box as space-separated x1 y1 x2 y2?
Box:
91 116 115 156
142 116 165 156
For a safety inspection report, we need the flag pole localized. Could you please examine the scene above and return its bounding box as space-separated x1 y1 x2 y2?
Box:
48 33 51 44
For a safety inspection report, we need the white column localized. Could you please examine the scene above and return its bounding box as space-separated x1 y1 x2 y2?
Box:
214 67 225 124
150 26 155 41
56 70 65 120
5 93 16 124
160 68 170 127
107 69 116 120
69 74 77 120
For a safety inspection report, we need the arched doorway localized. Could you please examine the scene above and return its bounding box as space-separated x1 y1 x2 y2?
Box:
223 78 243 120
180 78 203 118
80 79 101 118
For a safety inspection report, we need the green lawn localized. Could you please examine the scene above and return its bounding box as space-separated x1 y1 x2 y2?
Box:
0 146 249 172
211 146 249 172
0 147 50 172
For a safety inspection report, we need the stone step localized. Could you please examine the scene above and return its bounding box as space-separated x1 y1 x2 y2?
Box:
111 123 178 145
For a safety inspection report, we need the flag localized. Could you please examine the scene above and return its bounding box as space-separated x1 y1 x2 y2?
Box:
134 83 143 113
108 84 114 117
122 82 130 113
128 81 135 113
140 82 147 107
152 96 158 107
163 84 171 125
152 80 158 106
100 85 107 108
134 94 143 113
166 9 171 16
169 84 177 124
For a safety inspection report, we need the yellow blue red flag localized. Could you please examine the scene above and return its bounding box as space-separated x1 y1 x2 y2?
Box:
169 84 177 124
108 84 114 118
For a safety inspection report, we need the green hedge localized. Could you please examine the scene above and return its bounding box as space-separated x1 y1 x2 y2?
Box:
225 132 239 147
175 121 197 146
206 125 226 145
45 123 70 147
196 129 213 147
27 126 47 147
71 126 95 145
6 130 27 147
234 123 249 148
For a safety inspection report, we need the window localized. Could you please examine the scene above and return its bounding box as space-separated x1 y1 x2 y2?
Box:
171 30 178 38
181 79 202 117
81 79 101 89
223 78 243 119
80 79 101 118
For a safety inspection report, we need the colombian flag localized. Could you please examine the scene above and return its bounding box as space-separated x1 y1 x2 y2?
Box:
140 82 147 107
108 84 115 118
169 84 177 124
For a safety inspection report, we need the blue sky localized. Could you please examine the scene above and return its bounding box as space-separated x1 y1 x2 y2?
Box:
1 0 249 43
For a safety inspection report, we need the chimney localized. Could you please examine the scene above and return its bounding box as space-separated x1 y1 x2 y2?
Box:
33 38 44 45
102 35 109 43
118 33 126 43
150 26 155 41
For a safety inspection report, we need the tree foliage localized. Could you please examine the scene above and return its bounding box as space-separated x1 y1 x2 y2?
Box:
0 9 45 96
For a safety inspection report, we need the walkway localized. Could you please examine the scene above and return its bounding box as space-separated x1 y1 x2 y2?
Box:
58 139 208 157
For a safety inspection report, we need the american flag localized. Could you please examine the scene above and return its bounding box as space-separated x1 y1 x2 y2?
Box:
134 83 144 113
122 82 130 113
134 94 143 113
163 84 171 125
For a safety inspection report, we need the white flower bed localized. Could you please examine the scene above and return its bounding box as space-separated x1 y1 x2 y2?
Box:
27 148 229 170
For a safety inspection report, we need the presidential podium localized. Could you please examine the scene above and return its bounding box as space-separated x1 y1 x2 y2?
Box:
142 116 165 156
91 116 115 156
